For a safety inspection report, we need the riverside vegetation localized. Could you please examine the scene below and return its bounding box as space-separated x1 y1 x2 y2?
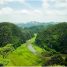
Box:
0 22 67 66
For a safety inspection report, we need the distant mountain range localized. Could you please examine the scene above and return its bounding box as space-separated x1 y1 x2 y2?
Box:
17 21 55 28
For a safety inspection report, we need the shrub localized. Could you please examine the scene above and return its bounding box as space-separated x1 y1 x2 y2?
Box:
43 54 64 66
65 57 67 66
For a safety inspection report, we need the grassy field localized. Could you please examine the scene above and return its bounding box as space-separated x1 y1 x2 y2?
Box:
0 35 65 66
0 35 44 66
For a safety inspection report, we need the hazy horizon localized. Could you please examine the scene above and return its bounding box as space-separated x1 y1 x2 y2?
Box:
0 21 65 24
0 0 67 23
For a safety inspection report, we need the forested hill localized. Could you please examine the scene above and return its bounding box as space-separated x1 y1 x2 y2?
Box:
0 22 67 66
0 22 34 48
35 22 67 54
0 22 43 66
17 22 55 33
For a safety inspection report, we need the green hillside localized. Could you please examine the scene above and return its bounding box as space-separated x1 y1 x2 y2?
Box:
0 35 44 66
35 23 67 54
0 22 67 66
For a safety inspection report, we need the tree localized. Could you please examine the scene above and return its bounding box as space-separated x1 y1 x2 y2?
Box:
0 22 34 48
35 22 67 54
43 55 64 66
65 57 67 66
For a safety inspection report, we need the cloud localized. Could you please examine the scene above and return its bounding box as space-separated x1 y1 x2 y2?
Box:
20 9 30 14
42 0 67 16
0 7 43 23
0 7 14 14
0 7 30 14
0 0 67 23
0 0 25 5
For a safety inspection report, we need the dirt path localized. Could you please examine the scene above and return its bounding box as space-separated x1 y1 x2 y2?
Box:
27 44 36 54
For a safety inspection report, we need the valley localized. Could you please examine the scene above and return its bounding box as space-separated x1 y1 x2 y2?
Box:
0 22 67 66
0 34 43 66
0 0 67 66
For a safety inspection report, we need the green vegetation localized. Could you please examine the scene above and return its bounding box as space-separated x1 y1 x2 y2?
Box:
35 22 67 66
0 22 67 66
35 22 67 54
0 22 34 48
24 23 54 33
65 56 67 66
7 45 41 66
43 54 64 66
0 35 43 66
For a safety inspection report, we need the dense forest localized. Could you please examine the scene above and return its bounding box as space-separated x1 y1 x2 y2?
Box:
18 22 54 33
35 23 67 54
0 22 67 66
35 22 67 66
0 22 34 48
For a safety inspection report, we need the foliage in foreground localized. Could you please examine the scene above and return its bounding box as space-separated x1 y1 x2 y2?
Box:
0 36 43 66
42 54 64 66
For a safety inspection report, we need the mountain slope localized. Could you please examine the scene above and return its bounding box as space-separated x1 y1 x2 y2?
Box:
35 22 67 54
0 22 34 48
17 21 55 28
3 35 43 66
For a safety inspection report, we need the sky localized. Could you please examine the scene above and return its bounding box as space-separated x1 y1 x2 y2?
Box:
0 0 67 23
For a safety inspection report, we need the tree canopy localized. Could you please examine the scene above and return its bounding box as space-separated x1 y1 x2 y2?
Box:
0 22 34 48
35 22 67 54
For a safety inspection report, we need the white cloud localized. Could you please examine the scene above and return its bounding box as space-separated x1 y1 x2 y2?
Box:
0 7 14 14
20 9 30 14
0 0 67 23
0 7 30 14
0 0 25 4
42 0 49 9
0 7 43 23
42 0 67 17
